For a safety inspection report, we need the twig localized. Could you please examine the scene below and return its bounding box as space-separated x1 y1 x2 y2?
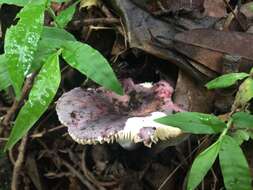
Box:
0 137 8 141
2 73 36 126
158 164 181 190
30 125 65 138
158 136 212 190
101 4 114 18
222 0 247 31
0 107 9 112
11 134 28 190
81 148 116 189
211 168 218 190
72 18 120 27
61 158 97 190
100 2 126 38
8 149 15 165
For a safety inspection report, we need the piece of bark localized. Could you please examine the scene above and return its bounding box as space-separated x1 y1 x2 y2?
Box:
174 70 214 113
174 29 253 74
109 0 217 82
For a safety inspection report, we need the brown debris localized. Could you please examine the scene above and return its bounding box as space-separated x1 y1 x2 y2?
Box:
204 0 227 17
174 29 253 74
174 70 215 112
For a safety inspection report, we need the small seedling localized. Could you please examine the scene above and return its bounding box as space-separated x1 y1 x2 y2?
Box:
156 70 253 190
0 0 123 150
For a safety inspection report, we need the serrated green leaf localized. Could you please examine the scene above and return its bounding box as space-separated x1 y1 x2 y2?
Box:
219 135 252 190
4 0 46 98
155 112 226 134
232 112 253 129
55 3 76 28
187 140 221 190
31 26 76 70
4 52 61 151
0 0 29 6
0 54 11 90
62 41 123 95
234 78 253 108
205 73 249 90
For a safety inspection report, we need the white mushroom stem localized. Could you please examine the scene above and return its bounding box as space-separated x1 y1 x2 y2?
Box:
117 112 183 149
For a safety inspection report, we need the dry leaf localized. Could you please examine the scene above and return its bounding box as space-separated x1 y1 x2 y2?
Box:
80 0 100 9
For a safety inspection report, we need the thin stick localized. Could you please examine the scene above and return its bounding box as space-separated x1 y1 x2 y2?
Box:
72 18 120 27
81 149 116 189
2 73 36 126
222 0 246 31
101 4 114 18
158 136 212 190
61 159 96 190
11 134 28 190
0 107 9 112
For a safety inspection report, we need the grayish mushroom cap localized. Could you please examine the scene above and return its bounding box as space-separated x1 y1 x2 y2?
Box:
56 79 185 148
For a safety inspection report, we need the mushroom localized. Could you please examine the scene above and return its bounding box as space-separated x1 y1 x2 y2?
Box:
56 79 187 150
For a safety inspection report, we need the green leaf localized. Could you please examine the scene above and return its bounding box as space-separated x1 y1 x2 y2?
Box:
205 73 249 90
232 112 253 129
249 131 253 140
51 0 67 2
0 0 66 6
39 26 76 50
55 3 76 28
155 112 226 134
219 135 252 190
31 26 76 70
0 54 11 90
234 78 253 108
4 0 46 98
187 140 221 190
0 0 29 6
62 41 123 95
4 52 61 150
42 26 76 42
231 130 250 145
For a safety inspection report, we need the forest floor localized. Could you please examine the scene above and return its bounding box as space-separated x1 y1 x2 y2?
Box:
0 0 253 189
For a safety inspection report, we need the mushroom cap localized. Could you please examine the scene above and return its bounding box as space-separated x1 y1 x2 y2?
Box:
56 80 185 147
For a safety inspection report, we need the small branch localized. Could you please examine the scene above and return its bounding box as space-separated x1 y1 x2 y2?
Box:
30 125 65 138
158 136 211 190
101 4 114 18
61 158 97 190
2 73 36 127
222 0 247 31
81 149 116 189
11 134 28 190
0 107 9 112
72 18 120 27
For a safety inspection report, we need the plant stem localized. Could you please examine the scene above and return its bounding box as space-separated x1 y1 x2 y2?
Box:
218 119 233 141
47 7 60 28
